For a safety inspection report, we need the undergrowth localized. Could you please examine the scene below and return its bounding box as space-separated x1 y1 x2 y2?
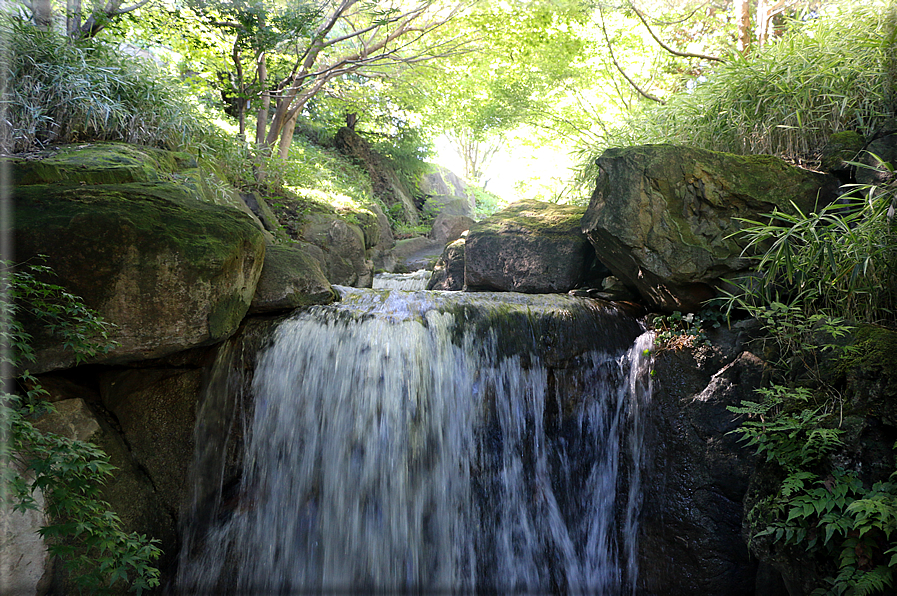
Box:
1 260 161 593
3 16 226 155
576 2 897 184
720 160 897 594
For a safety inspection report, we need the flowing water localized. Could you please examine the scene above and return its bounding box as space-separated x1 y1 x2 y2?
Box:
373 270 433 291
178 287 653 595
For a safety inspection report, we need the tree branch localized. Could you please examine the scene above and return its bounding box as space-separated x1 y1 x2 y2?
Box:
629 2 724 63
598 4 665 104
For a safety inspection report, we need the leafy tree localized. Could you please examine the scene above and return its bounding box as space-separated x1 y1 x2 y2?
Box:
392 0 593 184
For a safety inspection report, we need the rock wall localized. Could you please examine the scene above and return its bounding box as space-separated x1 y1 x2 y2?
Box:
8 143 338 595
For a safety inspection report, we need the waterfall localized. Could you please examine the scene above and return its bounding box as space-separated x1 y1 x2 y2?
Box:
178 287 653 595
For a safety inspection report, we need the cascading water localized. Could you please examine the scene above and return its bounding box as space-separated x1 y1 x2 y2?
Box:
178 287 653 595
372 270 432 291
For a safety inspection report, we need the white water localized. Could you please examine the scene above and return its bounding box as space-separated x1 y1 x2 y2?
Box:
178 288 652 595
372 269 432 291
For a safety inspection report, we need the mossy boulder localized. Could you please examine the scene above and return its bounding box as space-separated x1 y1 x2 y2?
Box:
820 131 865 177
249 244 338 314
582 145 840 312
10 142 195 186
464 199 592 293
14 179 266 372
9 142 278 243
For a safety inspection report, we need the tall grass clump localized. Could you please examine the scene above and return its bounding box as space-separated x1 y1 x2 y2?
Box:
731 171 897 328
579 2 896 181
2 17 220 154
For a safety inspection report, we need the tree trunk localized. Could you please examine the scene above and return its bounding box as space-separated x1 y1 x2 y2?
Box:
278 112 297 159
254 17 269 150
33 0 54 30
735 0 751 54
233 37 246 136
66 0 82 37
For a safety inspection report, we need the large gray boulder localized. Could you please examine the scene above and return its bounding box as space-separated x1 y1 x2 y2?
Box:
430 213 475 246
299 213 374 287
582 145 840 312
465 199 592 293
13 145 268 373
420 165 474 218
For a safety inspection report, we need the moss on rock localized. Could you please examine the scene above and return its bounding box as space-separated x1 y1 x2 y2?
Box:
9 142 195 186
15 179 266 372
582 144 841 311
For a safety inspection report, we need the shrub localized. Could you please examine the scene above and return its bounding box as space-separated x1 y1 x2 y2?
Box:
2 17 221 154
577 3 897 184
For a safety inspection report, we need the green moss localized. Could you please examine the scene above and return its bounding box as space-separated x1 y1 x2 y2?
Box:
471 199 586 236
10 142 197 186
821 131 865 172
208 294 251 340
844 324 897 376
14 181 264 313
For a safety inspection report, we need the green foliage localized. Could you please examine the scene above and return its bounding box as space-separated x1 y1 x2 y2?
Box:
1 260 161 593
3 15 229 154
722 161 897 593
580 2 896 178
470 184 505 218
368 124 434 195
732 180 897 326
271 135 374 208
650 308 725 350
730 383 897 595
716 158 896 378
728 385 843 470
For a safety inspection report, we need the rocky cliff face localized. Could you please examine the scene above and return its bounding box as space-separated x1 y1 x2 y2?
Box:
7 142 338 593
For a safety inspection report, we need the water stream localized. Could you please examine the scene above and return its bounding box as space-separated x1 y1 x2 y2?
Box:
178 287 652 595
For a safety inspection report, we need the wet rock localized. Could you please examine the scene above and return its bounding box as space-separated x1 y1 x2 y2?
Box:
99 367 203 521
639 341 766 595
428 237 466 291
